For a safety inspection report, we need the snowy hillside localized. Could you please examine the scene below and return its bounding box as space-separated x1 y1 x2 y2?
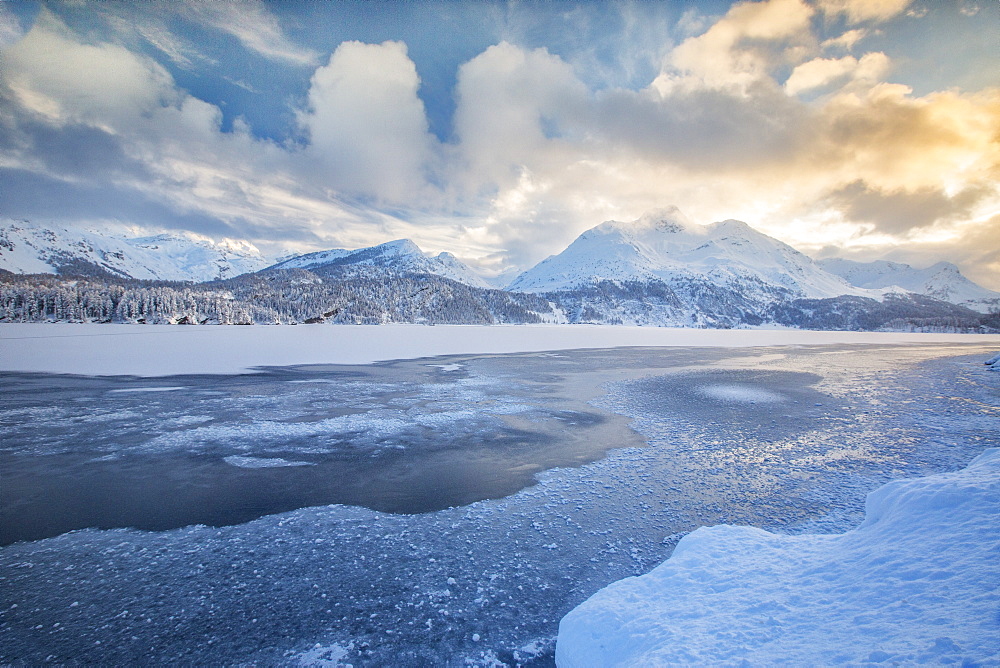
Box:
268 239 491 289
509 208 868 299
0 220 268 282
556 448 1000 666
819 257 1000 313
504 208 916 327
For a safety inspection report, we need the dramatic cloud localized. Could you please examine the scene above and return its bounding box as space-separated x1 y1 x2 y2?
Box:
453 42 588 190
654 0 815 95
299 41 437 204
0 0 996 286
0 11 368 249
825 180 992 233
1 11 178 125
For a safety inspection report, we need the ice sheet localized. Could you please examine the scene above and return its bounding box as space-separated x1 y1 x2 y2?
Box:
1 344 998 666
2 322 997 376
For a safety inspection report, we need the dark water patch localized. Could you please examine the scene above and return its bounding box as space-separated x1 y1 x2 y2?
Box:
0 357 640 544
1 428 551 543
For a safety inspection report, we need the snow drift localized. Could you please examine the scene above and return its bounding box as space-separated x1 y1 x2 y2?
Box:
556 448 1000 667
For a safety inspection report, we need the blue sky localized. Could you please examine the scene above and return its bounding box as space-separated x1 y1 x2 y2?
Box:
0 0 998 287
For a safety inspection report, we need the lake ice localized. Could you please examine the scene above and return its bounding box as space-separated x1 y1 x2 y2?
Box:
1 340 997 665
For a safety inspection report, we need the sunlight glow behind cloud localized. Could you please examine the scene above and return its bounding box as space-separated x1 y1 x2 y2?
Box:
0 0 997 289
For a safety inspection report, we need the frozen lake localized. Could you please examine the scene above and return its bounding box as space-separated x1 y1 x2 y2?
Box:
1 340 998 665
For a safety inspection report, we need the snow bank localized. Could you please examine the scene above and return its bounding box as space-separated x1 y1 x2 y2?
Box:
1 323 997 376
556 449 1000 667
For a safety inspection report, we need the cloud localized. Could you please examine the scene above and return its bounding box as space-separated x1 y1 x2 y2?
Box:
0 167 241 238
1 9 178 125
654 0 815 95
817 0 914 23
452 42 588 190
180 0 317 65
298 40 438 204
784 52 890 95
814 214 1000 291
0 11 370 247
0 0 997 286
0 95 152 183
821 29 869 52
825 180 992 233
0 3 26 48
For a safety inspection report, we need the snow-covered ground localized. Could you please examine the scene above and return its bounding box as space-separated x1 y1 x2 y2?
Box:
1 341 997 665
557 448 1000 666
1 322 997 376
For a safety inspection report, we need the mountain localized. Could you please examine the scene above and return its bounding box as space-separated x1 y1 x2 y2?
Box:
0 220 268 282
1 213 994 332
268 239 492 289
510 207 865 298
817 258 1000 314
507 208 886 327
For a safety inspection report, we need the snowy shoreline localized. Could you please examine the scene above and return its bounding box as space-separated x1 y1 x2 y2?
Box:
556 448 1000 666
1 323 997 376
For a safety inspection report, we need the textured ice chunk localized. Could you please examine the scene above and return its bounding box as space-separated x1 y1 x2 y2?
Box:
223 456 315 469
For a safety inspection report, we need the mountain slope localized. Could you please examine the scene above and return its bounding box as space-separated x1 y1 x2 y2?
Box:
507 208 888 327
818 258 1000 313
0 220 268 281
509 208 867 299
268 239 491 288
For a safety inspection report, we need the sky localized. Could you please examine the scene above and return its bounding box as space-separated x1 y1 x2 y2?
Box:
0 0 998 289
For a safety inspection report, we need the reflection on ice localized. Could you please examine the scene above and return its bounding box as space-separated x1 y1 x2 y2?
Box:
695 383 785 403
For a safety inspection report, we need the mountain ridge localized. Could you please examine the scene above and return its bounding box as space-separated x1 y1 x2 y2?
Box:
0 219 268 282
818 257 999 313
267 238 492 289
2 214 995 331
509 208 873 301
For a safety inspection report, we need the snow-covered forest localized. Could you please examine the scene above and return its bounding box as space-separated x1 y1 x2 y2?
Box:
3 269 996 332
0 269 553 325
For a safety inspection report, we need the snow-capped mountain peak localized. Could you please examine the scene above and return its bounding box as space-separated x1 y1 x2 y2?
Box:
818 257 1000 313
0 219 268 281
508 208 866 299
268 239 491 289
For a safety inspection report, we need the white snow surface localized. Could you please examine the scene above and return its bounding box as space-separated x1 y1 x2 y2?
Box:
2 323 997 376
509 208 874 299
267 238 492 288
0 219 268 281
819 257 1000 313
556 448 1000 667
